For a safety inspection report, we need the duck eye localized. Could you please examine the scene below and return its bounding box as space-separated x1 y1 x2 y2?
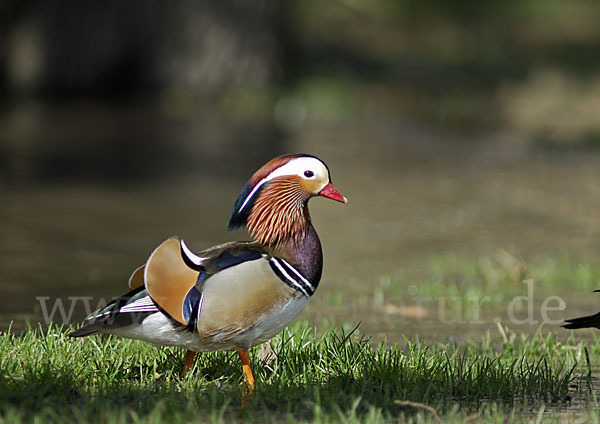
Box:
304 170 314 178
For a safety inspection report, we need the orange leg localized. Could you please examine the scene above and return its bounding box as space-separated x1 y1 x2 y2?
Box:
238 349 255 403
181 350 196 378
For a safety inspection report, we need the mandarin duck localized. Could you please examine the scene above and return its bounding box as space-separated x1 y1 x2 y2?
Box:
563 290 600 330
69 153 346 393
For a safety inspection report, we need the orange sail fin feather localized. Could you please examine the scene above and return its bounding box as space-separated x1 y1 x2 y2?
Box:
144 237 199 326
128 265 146 290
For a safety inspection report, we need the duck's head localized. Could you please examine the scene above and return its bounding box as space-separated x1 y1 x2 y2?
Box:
228 154 346 246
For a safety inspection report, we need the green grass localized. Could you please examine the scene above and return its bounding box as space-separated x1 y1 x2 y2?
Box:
340 252 600 316
1 321 600 423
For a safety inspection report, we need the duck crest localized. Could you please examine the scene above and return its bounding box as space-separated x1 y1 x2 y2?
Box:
228 181 257 230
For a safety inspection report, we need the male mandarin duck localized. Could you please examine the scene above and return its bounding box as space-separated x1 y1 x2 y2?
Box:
563 290 600 330
69 153 346 392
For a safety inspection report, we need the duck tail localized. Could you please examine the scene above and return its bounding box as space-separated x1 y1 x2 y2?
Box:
68 323 102 337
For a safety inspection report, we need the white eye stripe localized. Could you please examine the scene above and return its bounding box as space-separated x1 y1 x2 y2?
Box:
238 157 329 213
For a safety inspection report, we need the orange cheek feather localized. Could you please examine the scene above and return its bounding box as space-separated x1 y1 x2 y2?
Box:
300 178 325 196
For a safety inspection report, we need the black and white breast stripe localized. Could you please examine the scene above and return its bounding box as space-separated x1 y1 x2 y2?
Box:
268 257 315 297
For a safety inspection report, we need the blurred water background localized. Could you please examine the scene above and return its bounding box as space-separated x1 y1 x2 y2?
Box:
2 0 600 342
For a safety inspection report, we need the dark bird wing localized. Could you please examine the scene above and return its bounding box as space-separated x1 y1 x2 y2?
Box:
563 312 600 330
563 289 600 330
